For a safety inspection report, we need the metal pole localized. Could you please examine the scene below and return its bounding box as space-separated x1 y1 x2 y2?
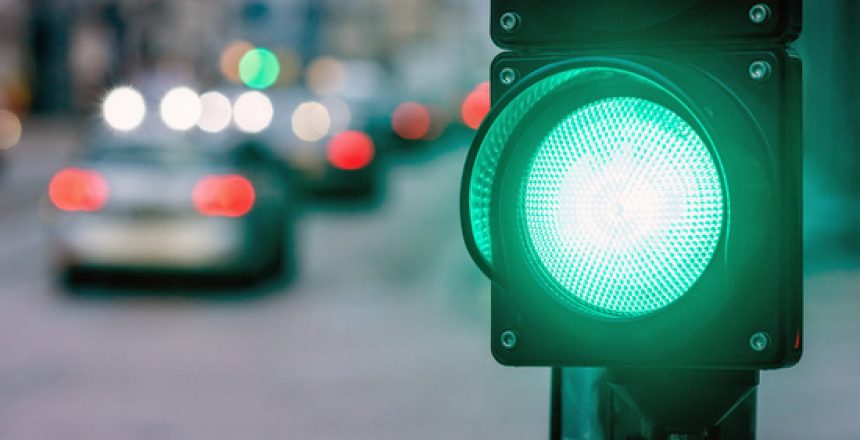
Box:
552 368 758 440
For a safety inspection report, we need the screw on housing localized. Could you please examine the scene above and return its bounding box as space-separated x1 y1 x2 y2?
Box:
499 67 518 86
499 12 520 32
500 330 518 350
748 3 772 25
749 332 770 352
748 60 772 82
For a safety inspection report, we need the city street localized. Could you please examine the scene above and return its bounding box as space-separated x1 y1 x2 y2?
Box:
0 121 548 439
0 121 858 439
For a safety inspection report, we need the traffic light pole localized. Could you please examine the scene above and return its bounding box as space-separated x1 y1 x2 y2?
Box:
469 4 801 439
551 367 759 440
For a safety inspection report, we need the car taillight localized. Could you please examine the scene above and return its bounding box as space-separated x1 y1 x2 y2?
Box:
48 168 109 212
192 174 255 217
461 81 491 130
326 130 375 170
391 102 431 140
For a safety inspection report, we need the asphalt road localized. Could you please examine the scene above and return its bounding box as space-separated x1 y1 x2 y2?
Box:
1 120 858 439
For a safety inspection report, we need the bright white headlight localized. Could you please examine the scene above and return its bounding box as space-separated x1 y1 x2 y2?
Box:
160 87 202 131
197 91 233 133
233 91 273 134
102 86 146 132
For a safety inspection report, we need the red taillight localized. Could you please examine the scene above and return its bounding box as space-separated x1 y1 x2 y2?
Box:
327 130 375 170
48 168 109 212
392 102 431 140
461 82 491 130
192 174 255 217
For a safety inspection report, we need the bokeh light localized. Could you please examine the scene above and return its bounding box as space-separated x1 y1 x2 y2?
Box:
0 110 22 150
160 87 202 131
392 102 431 140
49 168 109 212
102 86 146 132
239 48 281 90
233 91 274 133
219 40 253 83
197 91 233 133
192 174 256 217
327 131 375 170
321 97 352 134
291 101 331 142
461 81 491 130
306 56 346 97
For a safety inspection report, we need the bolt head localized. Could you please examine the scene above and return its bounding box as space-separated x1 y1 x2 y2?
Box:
749 332 770 352
499 12 520 32
500 330 518 350
749 60 772 81
749 3 771 25
499 67 518 86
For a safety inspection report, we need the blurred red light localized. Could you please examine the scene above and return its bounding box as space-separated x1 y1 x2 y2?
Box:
327 131 375 170
392 102 431 140
475 81 490 93
192 174 255 217
49 168 109 212
461 87 491 130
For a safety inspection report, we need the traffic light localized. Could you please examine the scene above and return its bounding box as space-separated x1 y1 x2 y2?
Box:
461 0 802 368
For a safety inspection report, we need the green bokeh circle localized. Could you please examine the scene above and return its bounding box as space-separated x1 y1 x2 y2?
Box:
239 48 280 90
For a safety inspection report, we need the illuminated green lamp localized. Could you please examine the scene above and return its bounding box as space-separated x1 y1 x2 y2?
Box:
464 67 724 319
239 48 280 89
523 97 723 317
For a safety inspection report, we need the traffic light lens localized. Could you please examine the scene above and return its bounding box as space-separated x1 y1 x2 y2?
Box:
523 97 723 317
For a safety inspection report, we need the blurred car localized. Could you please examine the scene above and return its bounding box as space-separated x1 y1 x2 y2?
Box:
265 87 382 196
45 132 295 282
293 127 379 196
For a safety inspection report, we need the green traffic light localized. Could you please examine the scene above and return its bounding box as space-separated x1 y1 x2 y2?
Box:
464 2 803 369
239 48 280 90
522 97 723 317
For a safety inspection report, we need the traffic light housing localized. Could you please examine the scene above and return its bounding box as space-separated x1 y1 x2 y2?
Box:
462 1 802 369
490 0 801 49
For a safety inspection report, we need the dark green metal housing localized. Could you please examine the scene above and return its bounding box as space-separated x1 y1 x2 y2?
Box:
491 0 802 50
461 48 802 368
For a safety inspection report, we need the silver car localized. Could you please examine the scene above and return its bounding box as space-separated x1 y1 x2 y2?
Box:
45 134 294 282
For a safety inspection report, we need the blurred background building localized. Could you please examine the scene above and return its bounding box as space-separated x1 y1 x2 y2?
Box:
8 0 491 114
